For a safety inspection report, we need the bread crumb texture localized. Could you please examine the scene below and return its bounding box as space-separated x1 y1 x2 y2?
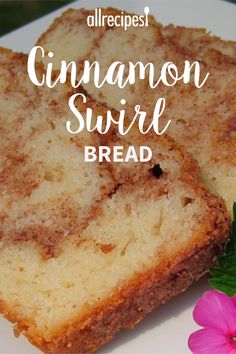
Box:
0 11 232 353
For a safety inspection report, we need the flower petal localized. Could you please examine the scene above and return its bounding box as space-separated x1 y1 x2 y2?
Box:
193 290 236 333
188 328 233 354
229 348 236 354
232 295 236 308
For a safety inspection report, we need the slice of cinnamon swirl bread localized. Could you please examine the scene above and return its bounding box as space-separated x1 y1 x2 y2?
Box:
0 47 229 354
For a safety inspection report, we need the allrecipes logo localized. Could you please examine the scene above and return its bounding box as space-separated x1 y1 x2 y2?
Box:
87 7 150 31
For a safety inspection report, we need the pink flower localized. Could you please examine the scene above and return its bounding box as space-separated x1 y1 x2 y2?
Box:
188 290 236 354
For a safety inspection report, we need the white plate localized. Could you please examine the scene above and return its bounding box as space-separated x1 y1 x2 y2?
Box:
0 1 235 353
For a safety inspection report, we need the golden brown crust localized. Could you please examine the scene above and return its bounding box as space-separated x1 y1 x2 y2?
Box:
53 248 220 354
162 24 236 59
33 201 228 354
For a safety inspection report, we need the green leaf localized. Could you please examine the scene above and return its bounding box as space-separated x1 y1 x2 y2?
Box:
210 278 236 297
209 203 236 296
